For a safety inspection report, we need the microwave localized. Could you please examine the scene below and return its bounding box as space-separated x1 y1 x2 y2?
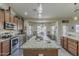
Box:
4 22 15 30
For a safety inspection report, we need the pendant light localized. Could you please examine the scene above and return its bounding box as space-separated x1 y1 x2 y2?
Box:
37 3 43 18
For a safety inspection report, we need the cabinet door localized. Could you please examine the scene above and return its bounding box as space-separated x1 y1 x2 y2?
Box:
14 17 18 30
0 42 1 56
11 15 14 24
60 37 64 47
2 40 10 56
18 19 21 30
68 39 78 56
78 42 79 56
0 9 5 29
21 20 24 30
20 20 22 30
63 37 68 50
5 10 10 22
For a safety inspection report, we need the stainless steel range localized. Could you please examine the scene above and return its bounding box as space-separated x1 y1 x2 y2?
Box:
11 36 19 54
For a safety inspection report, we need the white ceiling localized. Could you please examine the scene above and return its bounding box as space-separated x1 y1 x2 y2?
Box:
7 3 79 20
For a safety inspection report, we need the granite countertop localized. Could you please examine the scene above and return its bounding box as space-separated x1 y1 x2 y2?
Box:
21 36 60 49
0 34 25 42
0 38 10 42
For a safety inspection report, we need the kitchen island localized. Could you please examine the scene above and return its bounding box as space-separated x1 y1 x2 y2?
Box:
21 36 60 56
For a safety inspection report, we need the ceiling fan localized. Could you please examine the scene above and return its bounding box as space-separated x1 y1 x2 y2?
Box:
33 3 43 14
74 3 79 12
73 3 79 20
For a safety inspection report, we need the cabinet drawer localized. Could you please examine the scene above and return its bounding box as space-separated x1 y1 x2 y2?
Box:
68 39 77 43
68 40 77 47
68 43 77 48
68 45 77 51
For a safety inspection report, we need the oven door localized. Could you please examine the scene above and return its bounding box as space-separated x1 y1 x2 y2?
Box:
11 37 19 54
12 38 18 47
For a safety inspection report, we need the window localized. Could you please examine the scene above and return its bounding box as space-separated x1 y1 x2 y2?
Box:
62 25 67 35
37 24 42 34
76 25 79 32
27 25 32 36
51 26 55 35
37 24 47 36
42 25 47 36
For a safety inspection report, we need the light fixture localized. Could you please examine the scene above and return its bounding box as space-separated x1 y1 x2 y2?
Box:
73 3 78 21
37 3 43 14
37 3 43 18
24 12 28 15
74 16 78 20
38 14 42 18
33 3 43 18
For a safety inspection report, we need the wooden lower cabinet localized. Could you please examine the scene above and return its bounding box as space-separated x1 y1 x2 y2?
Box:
60 37 68 50
60 37 64 47
78 42 79 56
0 42 1 56
23 48 58 56
63 37 68 50
2 40 10 56
68 39 78 56
60 36 79 56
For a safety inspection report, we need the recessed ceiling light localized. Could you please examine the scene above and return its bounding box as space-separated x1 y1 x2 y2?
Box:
74 16 78 20
25 12 28 15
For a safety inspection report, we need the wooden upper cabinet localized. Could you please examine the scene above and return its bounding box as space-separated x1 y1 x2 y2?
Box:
5 10 10 22
17 19 20 30
20 20 22 30
18 19 22 30
20 18 24 30
0 9 5 29
0 9 5 23
11 15 14 24
21 19 24 30
14 17 18 30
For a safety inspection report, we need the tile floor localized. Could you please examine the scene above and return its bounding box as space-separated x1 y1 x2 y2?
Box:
58 47 72 56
